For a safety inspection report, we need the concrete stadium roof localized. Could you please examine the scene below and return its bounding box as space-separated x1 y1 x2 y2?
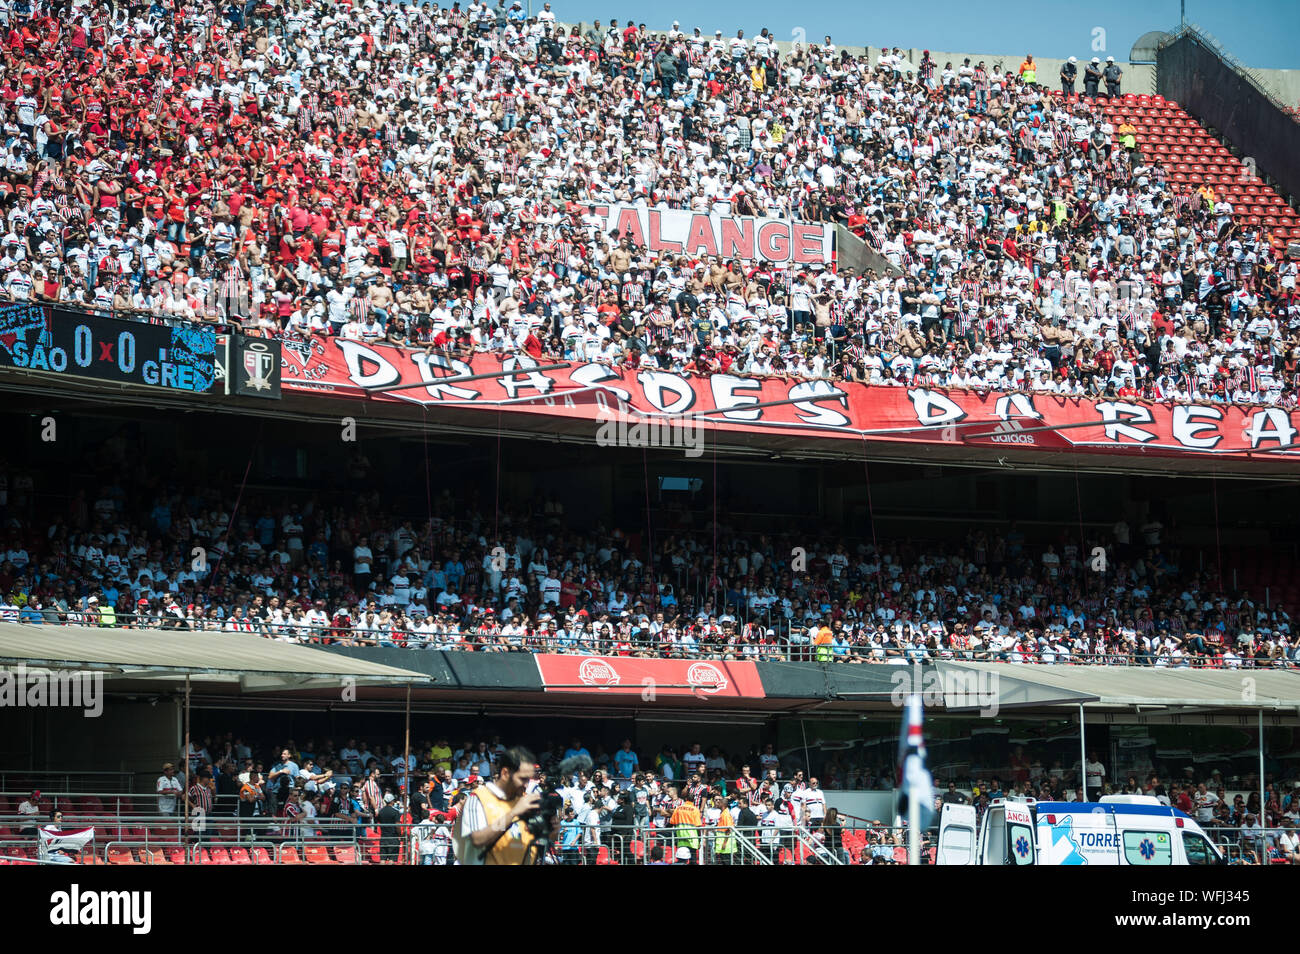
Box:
0 623 431 691
936 661 1300 711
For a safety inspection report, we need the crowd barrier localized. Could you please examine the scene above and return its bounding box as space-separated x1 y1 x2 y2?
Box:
0 809 1288 865
9 615 1294 669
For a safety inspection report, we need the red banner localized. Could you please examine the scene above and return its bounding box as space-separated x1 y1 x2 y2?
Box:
534 654 766 699
277 337 1300 462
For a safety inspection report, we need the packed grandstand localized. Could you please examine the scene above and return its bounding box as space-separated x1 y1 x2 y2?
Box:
6 731 1300 865
2 0 1300 876
0 0 1296 406
2 473 1296 667
0 0 1296 666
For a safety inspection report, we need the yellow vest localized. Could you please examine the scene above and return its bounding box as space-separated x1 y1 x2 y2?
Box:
467 784 534 865
98 604 117 627
714 811 736 854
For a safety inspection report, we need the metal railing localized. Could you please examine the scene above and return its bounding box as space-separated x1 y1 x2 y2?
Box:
11 818 1277 865
8 615 1298 669
11 294 1299 410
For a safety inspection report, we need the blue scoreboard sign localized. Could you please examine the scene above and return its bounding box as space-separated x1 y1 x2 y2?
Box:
0 305 216 393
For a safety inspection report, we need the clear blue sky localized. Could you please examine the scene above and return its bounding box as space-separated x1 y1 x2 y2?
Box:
550 0 1300 69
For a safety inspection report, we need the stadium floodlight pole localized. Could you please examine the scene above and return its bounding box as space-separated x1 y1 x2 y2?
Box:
365 362 573 393
183 675 191 848
1259 709 1266 836
404 683 412 865
1079 703 1087 802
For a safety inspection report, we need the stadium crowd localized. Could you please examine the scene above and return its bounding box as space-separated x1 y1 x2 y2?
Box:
0 0 1298 406
139 731 1300 862
0 459 1295 667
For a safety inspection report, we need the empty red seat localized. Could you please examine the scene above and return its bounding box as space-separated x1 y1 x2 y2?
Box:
106 847 139 865
303 844 337 864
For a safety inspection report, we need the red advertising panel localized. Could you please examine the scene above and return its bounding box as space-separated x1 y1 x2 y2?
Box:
277 338 1300 463
535 654 766 699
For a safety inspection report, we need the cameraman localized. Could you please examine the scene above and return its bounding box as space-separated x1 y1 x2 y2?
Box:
454 746 555 864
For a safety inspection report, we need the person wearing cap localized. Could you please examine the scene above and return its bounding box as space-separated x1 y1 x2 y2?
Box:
1084 56 1102 97
377 790 403 863
18 790 42 838
1060 55 1077 96
156 763 183 816
1103 56 1122 98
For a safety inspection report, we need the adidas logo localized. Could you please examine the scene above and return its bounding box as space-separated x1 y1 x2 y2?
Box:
989 420 1036 445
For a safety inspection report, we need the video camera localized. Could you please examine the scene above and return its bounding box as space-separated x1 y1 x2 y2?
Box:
517 753 592 849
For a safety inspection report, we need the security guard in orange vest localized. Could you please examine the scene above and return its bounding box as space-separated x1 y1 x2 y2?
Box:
454 747 557 864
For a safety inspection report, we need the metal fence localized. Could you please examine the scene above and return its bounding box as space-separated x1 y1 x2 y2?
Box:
3 816 1289 865
7 615 1295 670
0 813 883 865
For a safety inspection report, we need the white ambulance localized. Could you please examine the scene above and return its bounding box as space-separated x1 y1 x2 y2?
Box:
936 794 1225 865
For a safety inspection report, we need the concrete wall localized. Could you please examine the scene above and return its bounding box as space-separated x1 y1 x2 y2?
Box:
1158 33 1300 201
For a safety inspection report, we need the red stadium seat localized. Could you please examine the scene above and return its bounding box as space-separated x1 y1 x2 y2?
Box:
303 844 337 864
106 846 140 865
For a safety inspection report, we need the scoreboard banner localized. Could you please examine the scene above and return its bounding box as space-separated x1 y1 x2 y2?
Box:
0 305 216 393
276 337 1300 462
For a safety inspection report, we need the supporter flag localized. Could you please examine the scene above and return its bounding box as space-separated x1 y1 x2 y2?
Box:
38 826 95 860
895 694 934 830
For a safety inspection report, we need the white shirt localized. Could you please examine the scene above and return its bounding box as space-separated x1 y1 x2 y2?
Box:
156 774 184 812
802 787 827 820
455 781 527 865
